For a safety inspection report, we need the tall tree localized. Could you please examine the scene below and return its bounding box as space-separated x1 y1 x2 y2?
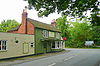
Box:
92 26 100 45
56 17 93 47
25 0 100 25
56 16 68 38
0 20 19 32
68 18 93 47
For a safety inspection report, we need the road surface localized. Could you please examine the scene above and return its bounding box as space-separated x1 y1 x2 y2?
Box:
14 48 100 66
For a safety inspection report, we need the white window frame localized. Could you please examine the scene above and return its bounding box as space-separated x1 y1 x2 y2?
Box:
60 41 63 48
0 40 7 51
49 31 55 37
43 30 48 38
56 33 60 39
51 41 63 49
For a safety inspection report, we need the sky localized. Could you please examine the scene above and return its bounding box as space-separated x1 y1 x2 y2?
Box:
0 0 99 24
0 0 61 24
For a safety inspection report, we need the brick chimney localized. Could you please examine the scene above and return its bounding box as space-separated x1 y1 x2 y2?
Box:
51 19 56 27
22 6 28 34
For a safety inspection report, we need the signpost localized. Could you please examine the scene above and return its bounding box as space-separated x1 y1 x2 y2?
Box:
63 37 67 40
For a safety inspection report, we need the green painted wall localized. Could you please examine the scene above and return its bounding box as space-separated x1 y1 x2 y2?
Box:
46 42 51 52
35 28 44 54
35 28 55 54
35 28 62 54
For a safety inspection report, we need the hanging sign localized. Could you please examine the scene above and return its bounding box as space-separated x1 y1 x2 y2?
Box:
63 37 67 40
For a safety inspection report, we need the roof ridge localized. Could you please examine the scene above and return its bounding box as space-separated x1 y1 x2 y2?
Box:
27 18 52 26
27 18 60 32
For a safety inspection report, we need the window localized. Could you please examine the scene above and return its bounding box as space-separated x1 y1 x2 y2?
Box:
51 41 63 49
43 30 48 38
55 41 59 49
56 33 60 39
51 42 55 48
0 40 7 51
49 31 55 37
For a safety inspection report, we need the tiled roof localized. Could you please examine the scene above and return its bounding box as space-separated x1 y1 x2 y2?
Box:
8 18 60 32
27 18 60 32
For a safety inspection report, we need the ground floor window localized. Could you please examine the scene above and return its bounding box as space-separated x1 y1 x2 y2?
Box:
0 40 7 51
51 41 64 49
51 42 55 48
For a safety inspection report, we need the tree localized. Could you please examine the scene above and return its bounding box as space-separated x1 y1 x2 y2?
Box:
56 15 68 38
56 17 93 47
91 13 100 26
0 20 19 32
25 0 100 25
92 26 100 45
67 18 93 47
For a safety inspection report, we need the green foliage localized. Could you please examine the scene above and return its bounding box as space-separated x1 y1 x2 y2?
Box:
56 15 68 37
56 17 93 48
67 18 93 48
92 26 100 45
25 0 99 25
25 0 99 16
0 20 19 32
91 13 100 26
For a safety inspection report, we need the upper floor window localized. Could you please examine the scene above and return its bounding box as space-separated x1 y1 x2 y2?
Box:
43 30 48 38
0 40 7 51
56 32 60 39
49 31 55 37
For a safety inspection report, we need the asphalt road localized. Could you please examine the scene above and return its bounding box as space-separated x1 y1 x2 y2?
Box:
14 48 100 66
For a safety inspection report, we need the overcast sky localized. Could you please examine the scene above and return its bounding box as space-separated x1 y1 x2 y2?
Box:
0 0 61 24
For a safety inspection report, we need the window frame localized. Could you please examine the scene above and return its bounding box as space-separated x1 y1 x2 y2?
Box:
49 31 55 37
56 32 60 39
43 30 49 38
51 41 63 49
0 40 7 51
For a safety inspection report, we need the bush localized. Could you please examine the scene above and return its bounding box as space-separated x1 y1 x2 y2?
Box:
93 26 100 46
66 40 84 48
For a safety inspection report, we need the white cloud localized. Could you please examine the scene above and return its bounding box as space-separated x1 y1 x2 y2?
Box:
0 0 61 24
28 9 61 24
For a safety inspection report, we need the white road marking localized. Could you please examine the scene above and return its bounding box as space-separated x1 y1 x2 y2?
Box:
64 56 75 61
48 55 77 66
48 63 56 66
